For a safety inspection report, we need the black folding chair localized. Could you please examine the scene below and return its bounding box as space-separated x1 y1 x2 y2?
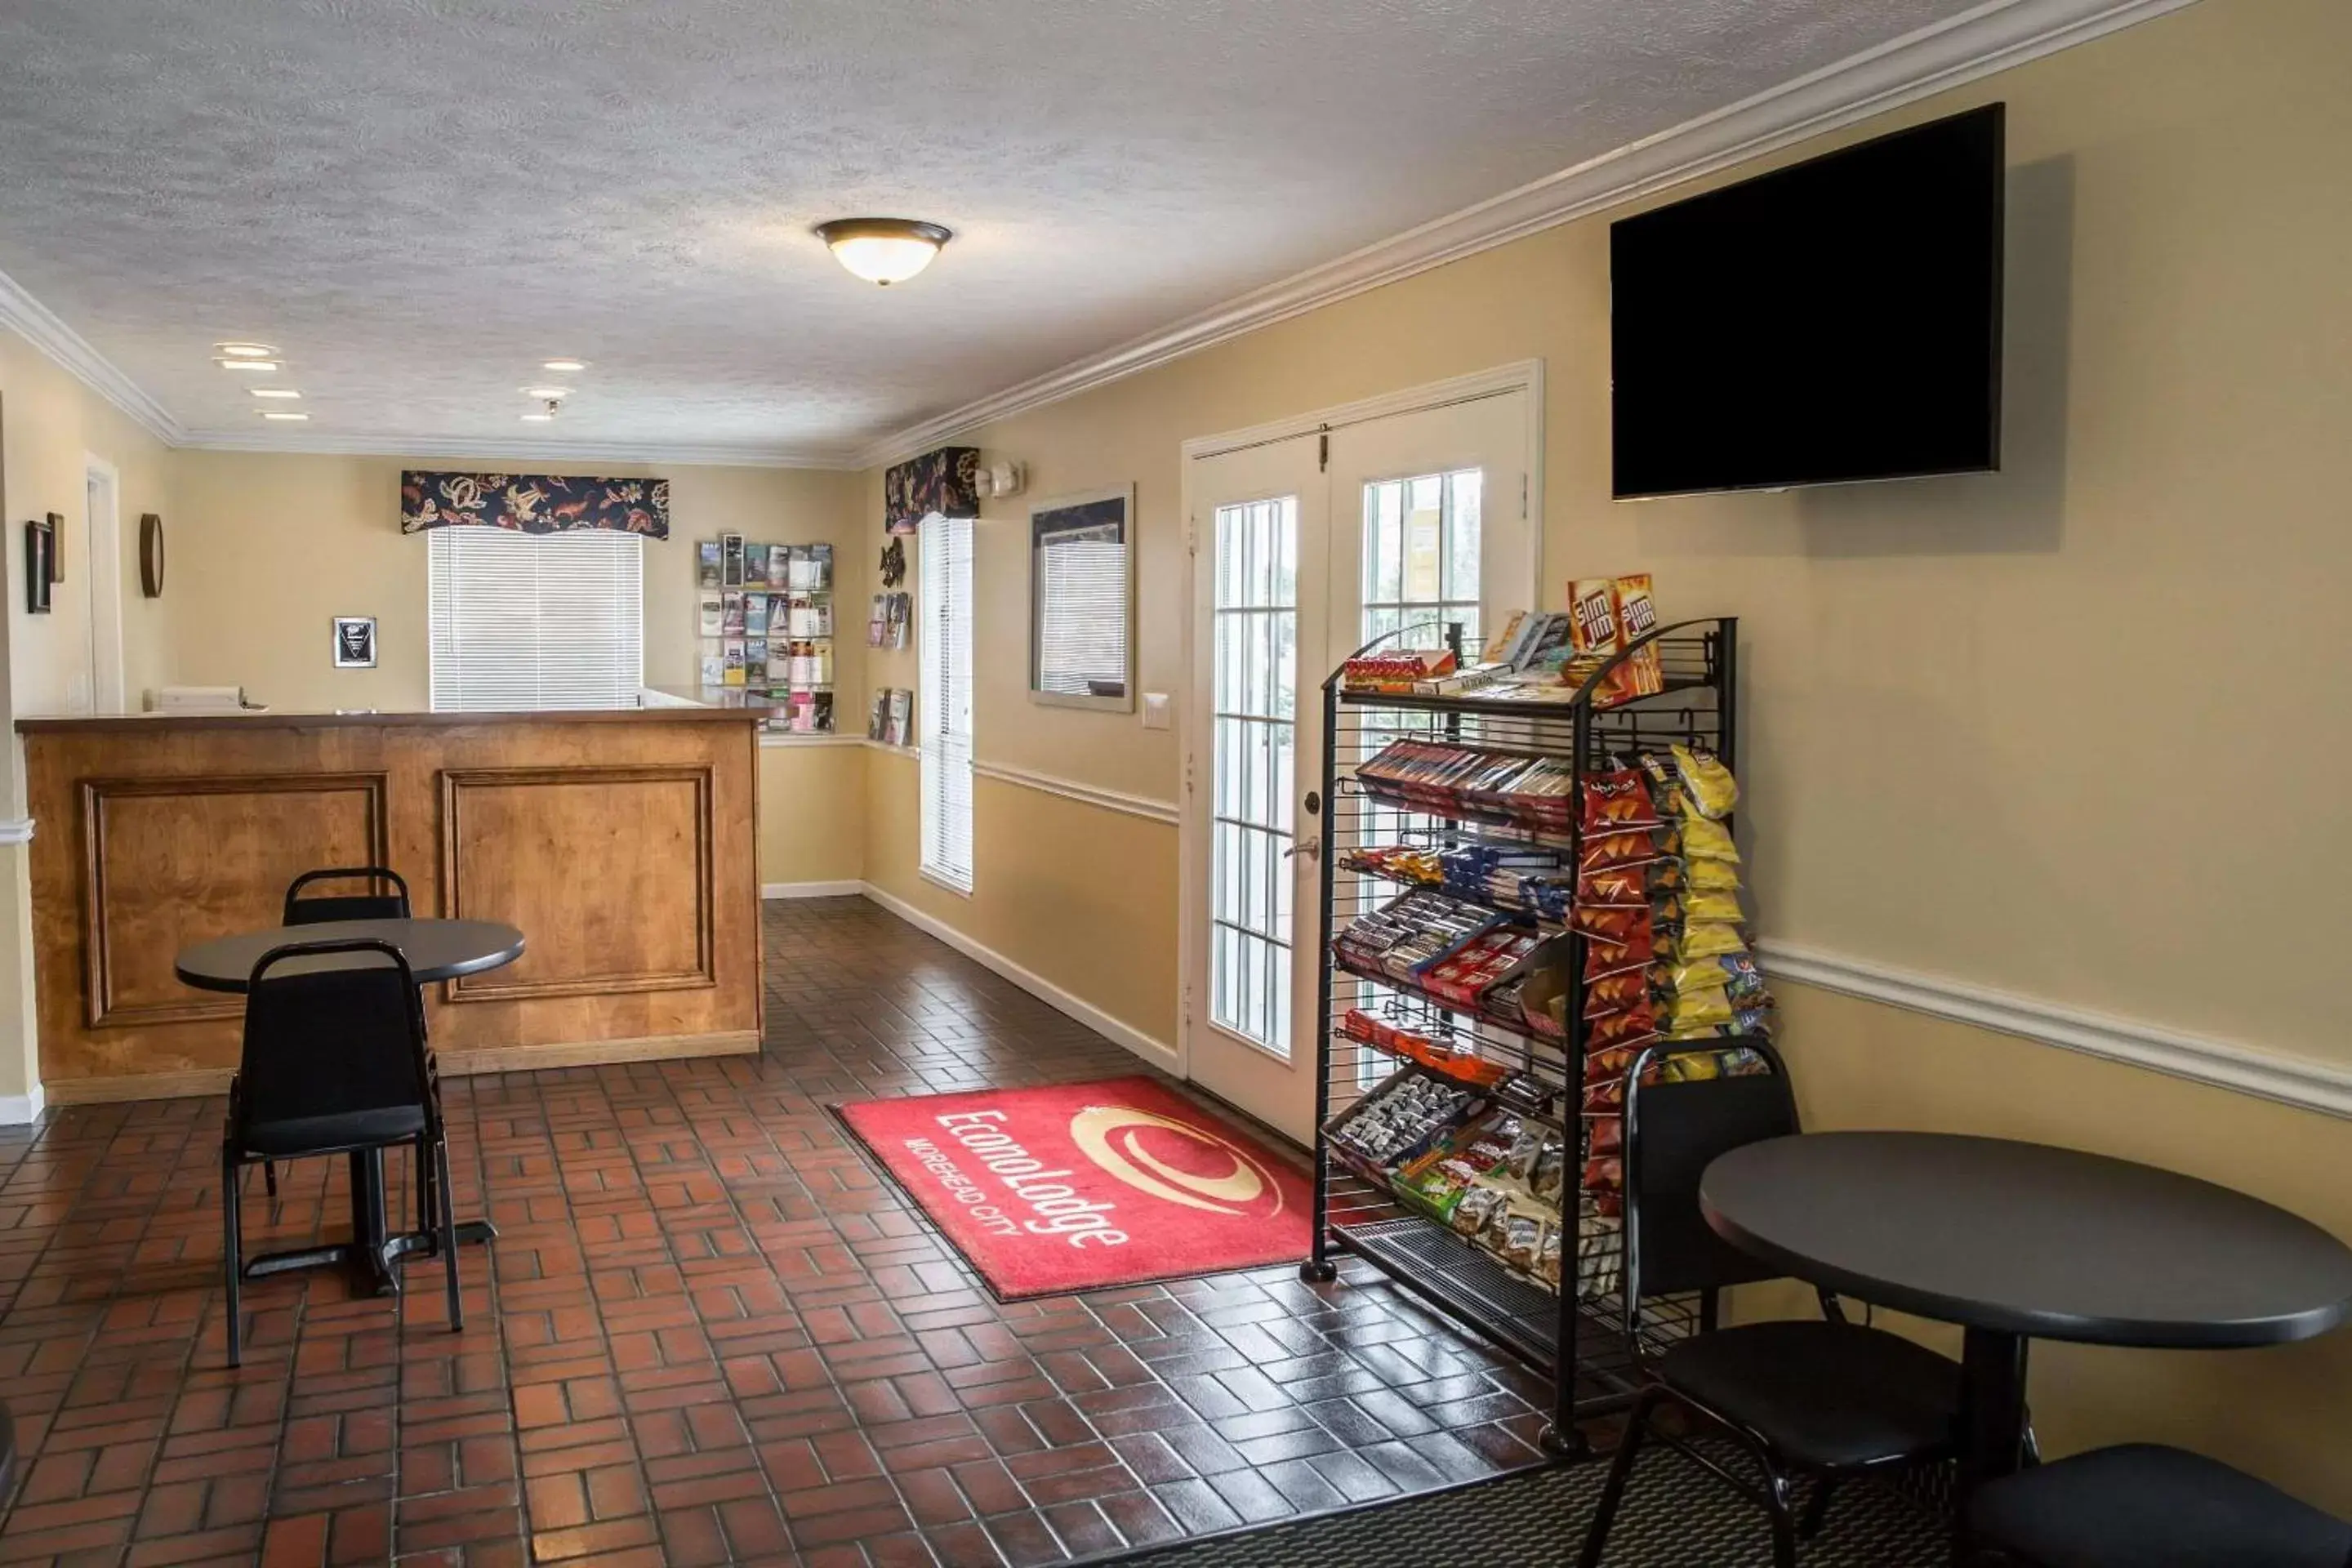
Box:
1579 1040 1967 1568
1969 1444 2352 1567
221 939 459 1367
283 866 412 925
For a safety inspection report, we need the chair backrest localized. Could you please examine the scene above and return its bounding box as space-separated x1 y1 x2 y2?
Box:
232 940 434 1148
1619 1038 1801 1325
283 866 412 925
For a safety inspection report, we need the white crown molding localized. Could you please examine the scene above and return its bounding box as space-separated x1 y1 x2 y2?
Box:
859 881 1178 1071
0 817 34 846
0 265 183 444
860 0 2199 469
972 759 1179 826
174 427 862 470
1757 938 2352 1121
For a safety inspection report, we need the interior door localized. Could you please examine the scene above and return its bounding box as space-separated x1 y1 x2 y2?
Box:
1183 434 1327 1141
1182 385 1534 1145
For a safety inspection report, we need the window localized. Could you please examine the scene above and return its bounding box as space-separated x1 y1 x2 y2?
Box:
428 528 644 710
1208 495 1297 1057
919 511 975 893
1029 487 1134 709
1361 468 1481 651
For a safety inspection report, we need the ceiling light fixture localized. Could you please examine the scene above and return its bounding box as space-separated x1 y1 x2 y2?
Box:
521 385 573 400
815 217 952 286
216 358 281 372
214 341 278 359
258 410 310 421
541 359 588 372
249 387 303 399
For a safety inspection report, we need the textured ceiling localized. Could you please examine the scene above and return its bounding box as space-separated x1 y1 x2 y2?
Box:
0 0 1983 459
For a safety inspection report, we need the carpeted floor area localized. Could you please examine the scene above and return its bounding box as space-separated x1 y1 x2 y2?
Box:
1096 1454 1948 1566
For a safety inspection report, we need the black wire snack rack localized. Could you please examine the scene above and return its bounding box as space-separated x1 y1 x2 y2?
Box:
1301 614 1793 1454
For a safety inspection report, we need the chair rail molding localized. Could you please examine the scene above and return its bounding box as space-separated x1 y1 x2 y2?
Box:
0 817 34 845
859 0 2200 468
971 760 1179 826
1757 938 2352 1120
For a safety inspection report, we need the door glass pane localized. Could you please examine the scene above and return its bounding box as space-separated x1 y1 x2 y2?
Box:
1360 466 1482 656
1209 495 1298 1058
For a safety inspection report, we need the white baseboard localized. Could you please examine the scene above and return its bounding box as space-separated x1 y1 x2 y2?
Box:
1759 938 2352 1121
858 882 1180 1074
762 879 866 899
0 1084 47 1126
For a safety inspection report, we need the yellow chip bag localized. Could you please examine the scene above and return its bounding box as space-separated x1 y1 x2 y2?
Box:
1686 857 1741 893
1670 743 1739 820
1674 921 1748 961
1683 888 1744 924
1680 813 1740 864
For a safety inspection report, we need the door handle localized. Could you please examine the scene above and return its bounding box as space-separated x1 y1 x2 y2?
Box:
1285 835 1321 862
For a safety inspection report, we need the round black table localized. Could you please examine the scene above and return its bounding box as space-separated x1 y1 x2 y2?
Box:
1701 1132 2352 1503
176 917 524 991
177 917 524 1297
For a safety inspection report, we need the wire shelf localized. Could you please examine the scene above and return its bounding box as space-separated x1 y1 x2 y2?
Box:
1303 617 1782 1447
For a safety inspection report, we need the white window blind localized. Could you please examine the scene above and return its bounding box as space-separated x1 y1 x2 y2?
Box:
1035 525 1129 699
427 528 644 710
919 512 975 893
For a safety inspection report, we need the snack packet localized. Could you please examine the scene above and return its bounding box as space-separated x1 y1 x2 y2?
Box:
1673 922 1748 962
1594 575 1664 707
1451 1183 1508 1238
1583 965 1650 1018
1682 888 1744 925
1579 826 1679 875
1580 769 1663 835
1671 742 1739 820
1586 1004 1659 1050
1679 813 1740 864
1567 578 1622 655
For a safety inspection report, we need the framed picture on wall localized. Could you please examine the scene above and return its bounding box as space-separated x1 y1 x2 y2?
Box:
333 616 377 669
1028 485 1136 711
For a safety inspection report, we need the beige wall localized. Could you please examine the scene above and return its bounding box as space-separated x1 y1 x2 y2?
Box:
164 452 866 718
1 331 178 1108
757 742 866 887
857 0 2352 1507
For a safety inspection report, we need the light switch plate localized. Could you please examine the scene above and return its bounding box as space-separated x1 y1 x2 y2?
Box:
1141 693 1172 730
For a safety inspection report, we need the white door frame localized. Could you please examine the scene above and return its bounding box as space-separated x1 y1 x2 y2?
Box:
1174 359 1545 1085
82 453 126 713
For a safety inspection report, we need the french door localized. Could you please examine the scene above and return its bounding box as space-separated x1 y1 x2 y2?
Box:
1182 375 1535 1143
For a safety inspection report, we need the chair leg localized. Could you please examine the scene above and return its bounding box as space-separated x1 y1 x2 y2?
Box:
222 1147 243 1370
1578 1385 1664 1568
262 1160 277 1198
1764 1469 1799 1568
434 1135 463 1334
1798 1473 1838 1538
415 1135 438 1256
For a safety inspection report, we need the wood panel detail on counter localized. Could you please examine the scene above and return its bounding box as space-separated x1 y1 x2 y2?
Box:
439 764 714 1002
82 771 390 1032
20 710 762 1100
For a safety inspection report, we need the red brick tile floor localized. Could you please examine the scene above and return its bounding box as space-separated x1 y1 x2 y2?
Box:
0 897 1548 1567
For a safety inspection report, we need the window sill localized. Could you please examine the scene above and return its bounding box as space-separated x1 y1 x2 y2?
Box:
919 865 974 899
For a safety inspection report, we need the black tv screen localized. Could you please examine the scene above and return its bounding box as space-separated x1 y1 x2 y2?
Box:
1610 104 2004 499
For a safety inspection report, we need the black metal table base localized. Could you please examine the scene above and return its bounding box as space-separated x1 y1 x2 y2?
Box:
240 1147 495 1296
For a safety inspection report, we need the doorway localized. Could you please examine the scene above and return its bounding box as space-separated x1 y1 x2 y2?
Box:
1178 363 1540 1142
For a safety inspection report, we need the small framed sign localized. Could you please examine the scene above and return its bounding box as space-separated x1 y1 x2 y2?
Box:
332 616 377 669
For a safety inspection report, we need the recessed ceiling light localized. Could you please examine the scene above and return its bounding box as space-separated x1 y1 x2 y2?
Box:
258 410 310 421
521 385 572 400
216 358 281 372
541 359 588 372
248 387 303 399
815 217 952 286
520 411 556 423
214 341 278 359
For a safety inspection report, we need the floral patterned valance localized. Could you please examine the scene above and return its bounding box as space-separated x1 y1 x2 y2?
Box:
884 446 979 535
400 471 670 537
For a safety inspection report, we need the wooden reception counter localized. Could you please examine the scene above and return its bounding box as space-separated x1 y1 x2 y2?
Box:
15 703 762 1103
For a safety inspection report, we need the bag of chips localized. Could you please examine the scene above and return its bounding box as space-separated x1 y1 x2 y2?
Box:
1679 813 1740 864
1581 929 1653 975
1578 858 1683 906
1682 888 1744 925
1583 964 1649 1018
1660 952 1771 1009
1586 1004 1659 1051
1580 769 1663 835
1579 825 1679 875
1530 1140 1566 1205
1451 1183 1508 1238
1670 743 1738 819
1685 855 1741 893
1672 921 1748 962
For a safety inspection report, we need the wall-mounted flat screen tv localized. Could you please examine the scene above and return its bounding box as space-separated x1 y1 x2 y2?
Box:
1610 103 2005 500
